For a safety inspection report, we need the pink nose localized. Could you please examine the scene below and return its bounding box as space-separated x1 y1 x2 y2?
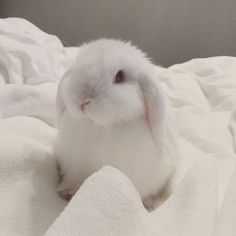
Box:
78 97 91 111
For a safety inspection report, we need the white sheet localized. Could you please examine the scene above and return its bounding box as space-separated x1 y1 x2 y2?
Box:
0 18 235 236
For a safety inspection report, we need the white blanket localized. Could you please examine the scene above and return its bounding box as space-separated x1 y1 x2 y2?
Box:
0 18 235 236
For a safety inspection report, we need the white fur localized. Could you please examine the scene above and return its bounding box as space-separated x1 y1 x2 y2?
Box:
54 39 175 208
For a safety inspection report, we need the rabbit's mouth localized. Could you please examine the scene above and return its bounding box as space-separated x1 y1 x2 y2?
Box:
71 88 144 127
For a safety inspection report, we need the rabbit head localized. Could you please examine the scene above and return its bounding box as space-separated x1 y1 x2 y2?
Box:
57 39 166 144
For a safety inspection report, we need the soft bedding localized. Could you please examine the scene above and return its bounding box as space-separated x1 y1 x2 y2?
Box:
0 18 235 236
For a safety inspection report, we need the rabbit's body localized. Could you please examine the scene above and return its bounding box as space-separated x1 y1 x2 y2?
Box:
56 110 172 200
55 39 176 208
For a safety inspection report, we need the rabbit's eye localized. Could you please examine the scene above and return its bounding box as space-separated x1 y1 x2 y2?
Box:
114 70 125 84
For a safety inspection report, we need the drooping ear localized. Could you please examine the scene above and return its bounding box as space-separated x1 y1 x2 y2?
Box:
56 69 71 118
138 71 166 146
56 77 66 117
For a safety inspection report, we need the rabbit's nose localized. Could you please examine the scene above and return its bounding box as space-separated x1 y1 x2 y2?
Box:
77 97 91 111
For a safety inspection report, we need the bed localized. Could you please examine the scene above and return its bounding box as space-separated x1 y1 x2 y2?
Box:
0 18 236 236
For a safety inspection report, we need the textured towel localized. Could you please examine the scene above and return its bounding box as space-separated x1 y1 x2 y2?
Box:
0 18 235 236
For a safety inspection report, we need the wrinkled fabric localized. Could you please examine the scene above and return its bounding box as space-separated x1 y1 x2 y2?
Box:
0 18 77 125
0 18 235 236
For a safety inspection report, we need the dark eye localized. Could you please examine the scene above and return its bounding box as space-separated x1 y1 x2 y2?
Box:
114 70 125 84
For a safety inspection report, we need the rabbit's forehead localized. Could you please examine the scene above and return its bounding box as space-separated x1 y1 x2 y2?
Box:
74 53 130 81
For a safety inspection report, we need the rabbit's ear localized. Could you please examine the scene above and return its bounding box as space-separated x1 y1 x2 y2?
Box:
56 77 66 117
56 69 71 117
139 72 166 145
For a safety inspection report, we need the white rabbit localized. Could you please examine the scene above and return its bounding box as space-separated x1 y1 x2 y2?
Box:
54 39 177 210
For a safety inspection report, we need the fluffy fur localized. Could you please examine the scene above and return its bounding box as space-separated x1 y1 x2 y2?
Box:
54 39 176 209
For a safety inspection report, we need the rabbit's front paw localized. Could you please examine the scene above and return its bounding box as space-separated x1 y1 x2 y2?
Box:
57 179 77 201
56 162 77 201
